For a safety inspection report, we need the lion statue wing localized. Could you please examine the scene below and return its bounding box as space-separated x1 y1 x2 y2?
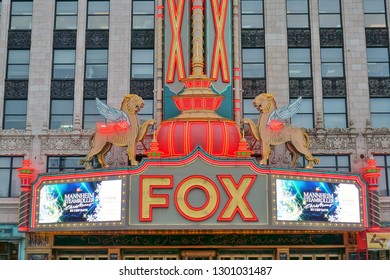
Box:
267 96 302 125
95 97 131 127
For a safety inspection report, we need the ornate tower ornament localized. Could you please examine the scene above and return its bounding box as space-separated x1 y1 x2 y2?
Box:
163 0 233 120
243 93 319 168
80 94 155 168
156 0 241 157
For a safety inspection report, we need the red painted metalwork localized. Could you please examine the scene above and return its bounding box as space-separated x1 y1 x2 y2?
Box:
17 160 36 232
166 0 186 82
210 0 230 82
157 119 240 157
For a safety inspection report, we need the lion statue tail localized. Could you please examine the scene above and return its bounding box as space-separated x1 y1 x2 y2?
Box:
79 132 96 166
89 132 96 148
301 129 320 165
301 129 310 148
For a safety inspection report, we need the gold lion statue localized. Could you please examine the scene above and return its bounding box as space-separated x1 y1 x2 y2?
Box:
80 94 155 169
242 93 319 168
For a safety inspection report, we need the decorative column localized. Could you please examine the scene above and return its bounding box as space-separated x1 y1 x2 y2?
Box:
232 0 242 125
17 160 35 232
362 158 382 228
155 1 165 125
146 132 163 158
191 0 206 78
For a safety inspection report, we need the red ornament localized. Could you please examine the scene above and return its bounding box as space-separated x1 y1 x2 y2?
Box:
157 119 240 157
157 78 241 158
96 121 129 133
268 120 284 131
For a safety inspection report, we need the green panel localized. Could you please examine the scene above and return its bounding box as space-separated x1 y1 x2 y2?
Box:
54 234 344 247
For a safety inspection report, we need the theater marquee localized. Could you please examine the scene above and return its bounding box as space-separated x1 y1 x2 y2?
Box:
30 149 367 231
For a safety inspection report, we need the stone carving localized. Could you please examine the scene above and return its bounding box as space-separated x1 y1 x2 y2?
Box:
0 129 33 155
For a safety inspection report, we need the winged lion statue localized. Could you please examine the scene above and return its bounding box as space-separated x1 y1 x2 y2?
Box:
80 94 155 169
242 93 319 168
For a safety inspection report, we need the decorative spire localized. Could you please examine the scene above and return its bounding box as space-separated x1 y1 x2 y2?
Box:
235 129 252 158
146 130 163 158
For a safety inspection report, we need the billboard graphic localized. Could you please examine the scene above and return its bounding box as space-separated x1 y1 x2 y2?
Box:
38 179 122 224
276 179 360 223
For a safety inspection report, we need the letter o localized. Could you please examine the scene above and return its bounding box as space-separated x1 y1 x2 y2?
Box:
175 176 220 221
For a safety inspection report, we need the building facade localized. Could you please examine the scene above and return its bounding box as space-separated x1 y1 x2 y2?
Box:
0 0 389 260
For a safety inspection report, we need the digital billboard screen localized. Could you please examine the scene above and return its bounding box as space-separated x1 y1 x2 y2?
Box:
276 179 360 223
38 179 122 224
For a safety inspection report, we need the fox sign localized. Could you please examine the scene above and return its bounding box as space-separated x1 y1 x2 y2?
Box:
129 159 269 229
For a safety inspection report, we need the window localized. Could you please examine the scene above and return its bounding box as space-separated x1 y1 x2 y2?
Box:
47 156 99 172
286 0 309 28
10 1 33 30
83 99 106 129
288 48 311 78
367 48 390 77
321 48 344 78
53 50 76 79
370 98 390 128
218 254 273 260
290 253 341 260
132 0 154 29
137 99 154 124
243 99 259 122
364 0 387 28
323 98 347 128
50 100 74 129
131 49 154 79
0 242 19 260
87 1 109 30
0 156 23 197
374 155 390 196
57 254 108 260
55 0 78 30
242 48 265 78
123 254 178 260
300 155 350 171
7 50 30 79
290 97 313 128
85 49 108 79
241 0 263 29
318 0 341 28
3 100 27 129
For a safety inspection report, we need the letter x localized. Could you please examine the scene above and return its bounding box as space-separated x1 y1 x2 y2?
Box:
210 0 230 83
166 0 186 83
217 175 258 221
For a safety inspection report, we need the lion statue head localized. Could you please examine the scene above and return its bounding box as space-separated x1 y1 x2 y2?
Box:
121 94 145 114
253 93 277 113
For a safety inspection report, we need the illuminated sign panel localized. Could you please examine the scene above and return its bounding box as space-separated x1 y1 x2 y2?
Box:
37 179 123 225
30 151 366 231
275 178 361 224
129 159 269 229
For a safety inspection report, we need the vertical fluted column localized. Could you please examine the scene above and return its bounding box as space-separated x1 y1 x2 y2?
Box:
17 160 35 232
232 0 241 124
190 0 206 77
155 0 165 125
362 158 382 228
